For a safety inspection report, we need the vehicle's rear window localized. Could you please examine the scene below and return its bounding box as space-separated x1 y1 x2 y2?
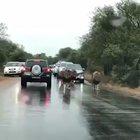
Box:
26 61 48 67
6 62 20 67
73 64 82 70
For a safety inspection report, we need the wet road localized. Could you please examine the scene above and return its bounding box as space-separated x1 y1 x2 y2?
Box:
0 77 140 140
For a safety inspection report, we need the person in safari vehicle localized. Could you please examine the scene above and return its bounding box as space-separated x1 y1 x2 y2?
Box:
60 69 76 83
59 68 77 94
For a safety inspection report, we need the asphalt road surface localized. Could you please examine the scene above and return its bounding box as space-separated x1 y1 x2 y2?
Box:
0 77 140 140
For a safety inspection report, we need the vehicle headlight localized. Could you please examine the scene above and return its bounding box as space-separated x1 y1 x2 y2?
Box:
59 68 63 72
4 67 8 72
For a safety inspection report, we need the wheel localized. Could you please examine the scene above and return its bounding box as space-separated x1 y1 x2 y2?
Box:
21 77 27 88
53 73 57 77
4 74 7 77
80 79 84 83
47 77 52 88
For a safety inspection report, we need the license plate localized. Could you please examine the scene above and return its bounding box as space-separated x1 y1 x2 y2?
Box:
9 71 16 73
32 77 40 79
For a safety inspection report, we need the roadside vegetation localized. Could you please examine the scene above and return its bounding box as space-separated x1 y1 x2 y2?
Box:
0 25 50 70
51 0 140 88
0 23 33 67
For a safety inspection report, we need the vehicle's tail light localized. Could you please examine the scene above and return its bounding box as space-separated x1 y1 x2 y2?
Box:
43 67 51 73
25 67 31 72
21 66 26 72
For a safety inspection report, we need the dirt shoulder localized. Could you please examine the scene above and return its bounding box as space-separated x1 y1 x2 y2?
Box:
0 67 6 81
0 76 8 82
84 72 140 99
101 83 140 99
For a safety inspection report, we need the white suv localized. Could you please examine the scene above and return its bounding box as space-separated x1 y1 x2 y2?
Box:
4 62 25 76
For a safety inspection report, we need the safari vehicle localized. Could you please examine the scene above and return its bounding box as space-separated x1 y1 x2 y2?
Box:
21 59 51 88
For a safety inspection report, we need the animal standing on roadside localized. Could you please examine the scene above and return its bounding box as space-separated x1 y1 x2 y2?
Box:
92 71 101 90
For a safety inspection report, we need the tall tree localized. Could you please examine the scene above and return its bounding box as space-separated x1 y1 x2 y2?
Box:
0 23 8 39
80 0 140 87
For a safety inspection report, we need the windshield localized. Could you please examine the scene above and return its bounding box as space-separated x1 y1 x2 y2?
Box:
60 63 66 67
66 64 75 69
19 62 25 66
73 64 82 70
6 62 20 67
26 61 47 67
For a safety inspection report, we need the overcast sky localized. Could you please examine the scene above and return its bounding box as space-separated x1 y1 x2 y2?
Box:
0 0 126 56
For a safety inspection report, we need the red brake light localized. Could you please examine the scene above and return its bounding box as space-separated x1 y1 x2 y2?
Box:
21 66 26 72
47 68 51 72
43 67 51 73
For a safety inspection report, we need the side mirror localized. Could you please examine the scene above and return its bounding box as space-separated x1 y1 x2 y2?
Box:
82 68 85 71
3 65 5 68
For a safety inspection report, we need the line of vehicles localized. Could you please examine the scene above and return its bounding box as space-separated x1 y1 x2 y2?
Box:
3 60 85 89
52 61 85 83
3 60 52 88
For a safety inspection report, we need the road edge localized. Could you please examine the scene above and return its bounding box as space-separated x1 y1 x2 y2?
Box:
84 73 140 100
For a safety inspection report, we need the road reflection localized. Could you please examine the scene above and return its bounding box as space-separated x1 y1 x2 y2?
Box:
19 86 51 107
80 87 140 139
1 77 140 140
63 93 71 105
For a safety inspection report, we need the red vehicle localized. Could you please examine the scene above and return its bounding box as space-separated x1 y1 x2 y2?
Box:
21 59 52 88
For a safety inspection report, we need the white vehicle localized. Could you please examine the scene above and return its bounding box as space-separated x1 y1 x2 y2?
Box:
66 63 85 83
4 62 25 76
57 62 73 78
52 63 60 77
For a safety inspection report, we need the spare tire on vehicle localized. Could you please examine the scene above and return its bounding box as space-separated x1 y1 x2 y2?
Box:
32 65 41 75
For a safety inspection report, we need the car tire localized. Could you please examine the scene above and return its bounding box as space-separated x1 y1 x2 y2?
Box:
4 74 7 77
19 73 22 77
80 79 84 83
21 77 27 88
47 77 52 88
53 73 57 77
